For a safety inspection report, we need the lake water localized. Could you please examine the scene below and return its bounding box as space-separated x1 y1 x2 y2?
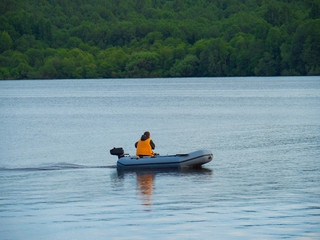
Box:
0 77 319 239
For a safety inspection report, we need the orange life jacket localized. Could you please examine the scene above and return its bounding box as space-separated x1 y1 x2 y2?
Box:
136 138 154 156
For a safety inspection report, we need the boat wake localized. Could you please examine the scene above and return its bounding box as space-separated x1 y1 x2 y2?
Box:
0 162 117 171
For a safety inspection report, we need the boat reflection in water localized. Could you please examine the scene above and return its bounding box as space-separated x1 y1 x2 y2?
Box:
116 167 213 210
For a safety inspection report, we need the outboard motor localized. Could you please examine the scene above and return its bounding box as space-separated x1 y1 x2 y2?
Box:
110 147 124 159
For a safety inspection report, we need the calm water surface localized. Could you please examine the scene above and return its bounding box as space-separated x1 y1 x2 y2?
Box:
0 77 319 239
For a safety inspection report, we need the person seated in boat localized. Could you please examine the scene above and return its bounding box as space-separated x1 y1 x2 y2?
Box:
135 131 155 157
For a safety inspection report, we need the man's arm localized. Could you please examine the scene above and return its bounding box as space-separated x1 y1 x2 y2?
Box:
150 140 155 149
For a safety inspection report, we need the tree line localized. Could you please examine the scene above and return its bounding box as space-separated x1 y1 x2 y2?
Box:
0 0 319 79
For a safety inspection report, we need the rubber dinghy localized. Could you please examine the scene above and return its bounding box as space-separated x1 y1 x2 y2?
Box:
110 148 213 169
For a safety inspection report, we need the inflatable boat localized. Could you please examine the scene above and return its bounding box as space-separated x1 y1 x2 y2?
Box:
110 148 213 169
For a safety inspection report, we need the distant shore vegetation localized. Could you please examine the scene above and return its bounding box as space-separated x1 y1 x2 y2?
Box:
0 0 319 79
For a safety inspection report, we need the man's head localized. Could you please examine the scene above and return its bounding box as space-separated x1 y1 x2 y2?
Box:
144 131 150 138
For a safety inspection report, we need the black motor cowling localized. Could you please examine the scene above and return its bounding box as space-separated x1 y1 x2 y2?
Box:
110 147 124 159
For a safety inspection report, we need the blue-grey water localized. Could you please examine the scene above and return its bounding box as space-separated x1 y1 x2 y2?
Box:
0 77 319 239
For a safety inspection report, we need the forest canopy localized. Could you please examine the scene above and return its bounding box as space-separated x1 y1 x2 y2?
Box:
0 0 319 79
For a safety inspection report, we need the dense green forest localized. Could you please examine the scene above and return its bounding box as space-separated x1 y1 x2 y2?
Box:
0 0 319 79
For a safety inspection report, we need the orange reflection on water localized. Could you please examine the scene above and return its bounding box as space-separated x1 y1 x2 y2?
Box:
136 173 154 208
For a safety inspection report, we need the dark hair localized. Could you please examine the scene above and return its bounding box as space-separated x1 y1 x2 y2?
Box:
144 131 150 138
